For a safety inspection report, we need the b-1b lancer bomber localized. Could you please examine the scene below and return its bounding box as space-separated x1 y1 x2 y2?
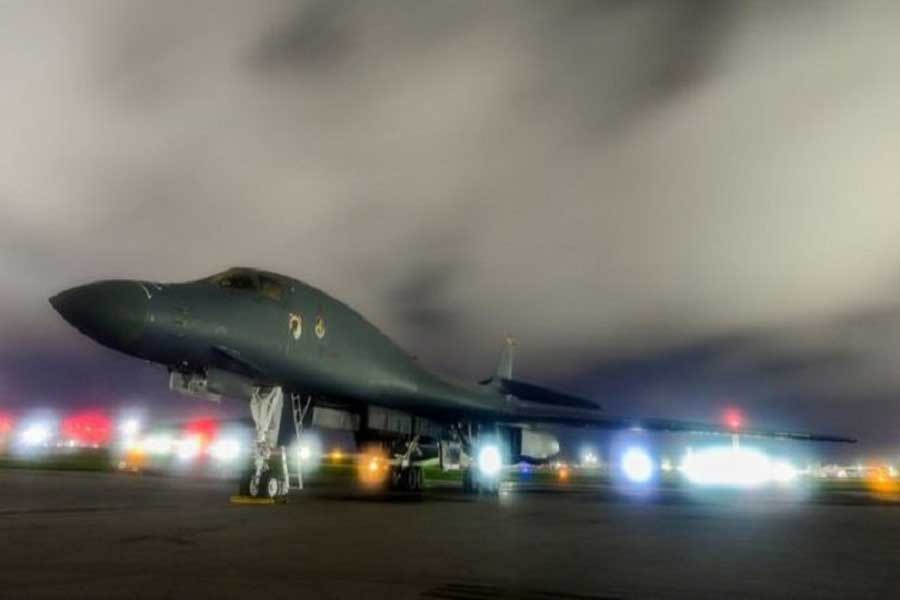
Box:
50 268 855 498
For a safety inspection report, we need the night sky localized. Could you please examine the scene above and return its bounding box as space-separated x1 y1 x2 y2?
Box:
3 1 900 459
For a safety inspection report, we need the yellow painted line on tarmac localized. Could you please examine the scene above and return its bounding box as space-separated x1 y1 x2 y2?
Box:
229 495 276 505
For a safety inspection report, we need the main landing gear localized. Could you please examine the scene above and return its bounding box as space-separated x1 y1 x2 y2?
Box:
389 465 425 492
461 468 500 495
239 385 290 499
387 434 424 492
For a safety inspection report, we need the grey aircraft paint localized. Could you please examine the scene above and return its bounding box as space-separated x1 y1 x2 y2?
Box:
49 267 856 444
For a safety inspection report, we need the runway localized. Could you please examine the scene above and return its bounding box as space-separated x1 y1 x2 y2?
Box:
2 469 900 599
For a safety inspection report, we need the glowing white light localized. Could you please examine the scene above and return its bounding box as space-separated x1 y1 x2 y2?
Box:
176 436 201 461
292 434 322 465
21 424 50 447
143 434 173 455
622 447 653 483
298 444 312 462
477 444 503 478
681 446 797 487
209 438 241 462
771 461 797 483
120 418 140 437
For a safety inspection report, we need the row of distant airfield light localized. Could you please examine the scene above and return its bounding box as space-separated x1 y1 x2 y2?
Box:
152 433 801 488
0 409 869 488
0 410 140 451
607 407 799 486
617 445 799 486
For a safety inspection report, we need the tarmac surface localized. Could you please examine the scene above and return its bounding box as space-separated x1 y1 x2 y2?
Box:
2 469 900 599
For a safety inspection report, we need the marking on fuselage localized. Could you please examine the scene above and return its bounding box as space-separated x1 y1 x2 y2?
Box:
288 313 302 340
138 283 153 299
315 314 325 339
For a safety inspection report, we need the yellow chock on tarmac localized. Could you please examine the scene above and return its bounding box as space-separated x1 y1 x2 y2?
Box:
229 495 283 505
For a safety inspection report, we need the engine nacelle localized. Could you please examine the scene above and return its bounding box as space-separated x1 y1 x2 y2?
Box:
168 368 255 402
521 429 560 460
505 428 560 461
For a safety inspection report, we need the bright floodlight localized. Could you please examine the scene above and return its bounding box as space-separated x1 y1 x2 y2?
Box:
622 447 653 483
143 433 173 455
298 444 312 461
209 438 241 463
477 444 503 478
771 460 797 483
681 446 797 487
293 433 321 464
176 435 201 461
120 418 140 437
22 424 50 447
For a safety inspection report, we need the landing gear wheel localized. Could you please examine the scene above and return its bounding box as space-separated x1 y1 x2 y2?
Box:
414 467 424 491
247 473 279 499
404 467 417 491
462 468 478 494
238 467 252 496
264 474 280 499
480 478 499 496
389 466 402 491
248 474 262 498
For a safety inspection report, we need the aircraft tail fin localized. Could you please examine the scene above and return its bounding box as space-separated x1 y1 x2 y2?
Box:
495 336 516 380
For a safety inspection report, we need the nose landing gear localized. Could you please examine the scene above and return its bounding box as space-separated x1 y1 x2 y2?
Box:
239 385 290 499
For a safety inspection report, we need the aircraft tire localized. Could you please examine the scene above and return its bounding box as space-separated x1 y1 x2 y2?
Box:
263 474 280 499
248 474 262 498
462 469 478 494
388 466 401 491
480 479 499 496
403 467 416 491
238 467 253 496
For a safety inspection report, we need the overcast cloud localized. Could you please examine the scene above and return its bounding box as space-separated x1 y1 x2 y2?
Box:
2 1 900 454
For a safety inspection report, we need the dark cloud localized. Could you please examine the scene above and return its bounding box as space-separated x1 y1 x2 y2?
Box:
253 0 358 72
2 0 900 456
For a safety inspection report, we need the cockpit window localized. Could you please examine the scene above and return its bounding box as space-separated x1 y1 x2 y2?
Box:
209 269 259 291
207 268 288 302
259 275 285 301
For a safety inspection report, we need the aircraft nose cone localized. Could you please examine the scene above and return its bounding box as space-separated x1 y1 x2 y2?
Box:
50 281 148 349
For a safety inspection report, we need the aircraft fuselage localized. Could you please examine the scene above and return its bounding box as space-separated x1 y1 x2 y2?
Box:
50 269 500 420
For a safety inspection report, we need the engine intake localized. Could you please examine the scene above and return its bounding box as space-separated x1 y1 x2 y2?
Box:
168 368 255 402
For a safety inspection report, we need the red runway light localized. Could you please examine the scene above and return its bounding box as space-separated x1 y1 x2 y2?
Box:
724 408 743 430
0 412 13 435
61 410 112 446
184 418 219 449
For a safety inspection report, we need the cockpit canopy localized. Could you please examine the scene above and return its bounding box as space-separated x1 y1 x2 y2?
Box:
206 268 289 301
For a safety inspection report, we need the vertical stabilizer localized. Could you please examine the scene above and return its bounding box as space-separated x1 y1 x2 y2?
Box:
496 337 516 380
